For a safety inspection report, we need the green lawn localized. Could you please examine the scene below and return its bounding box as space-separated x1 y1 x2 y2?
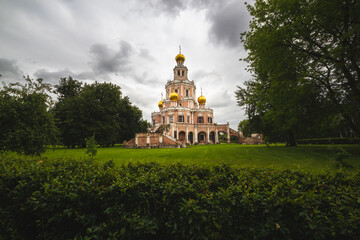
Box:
42 144 360 171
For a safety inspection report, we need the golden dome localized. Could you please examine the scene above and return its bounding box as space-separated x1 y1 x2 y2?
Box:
169 91 179 101
158 100 163 108
198 94 206 105
175 53 185 62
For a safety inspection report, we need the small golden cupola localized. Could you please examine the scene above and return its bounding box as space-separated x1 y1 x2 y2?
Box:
158 100 163 109
169 90 179 101
197 94 206 105
175 53 185 62
175 45 185 63
197 87 206 105
158 93 164 109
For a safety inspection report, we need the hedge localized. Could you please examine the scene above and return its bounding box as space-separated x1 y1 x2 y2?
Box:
1 154 360 239
297 138 360 145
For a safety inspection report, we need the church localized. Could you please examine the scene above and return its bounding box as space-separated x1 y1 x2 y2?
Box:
124 50 241 148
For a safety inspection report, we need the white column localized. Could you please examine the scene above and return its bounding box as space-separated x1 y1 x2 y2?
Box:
135 134 138 145
215 128 219 144
207 126 210 143
176 126 179 140
147 133 150 145
195 126 198 144
186 126 189 144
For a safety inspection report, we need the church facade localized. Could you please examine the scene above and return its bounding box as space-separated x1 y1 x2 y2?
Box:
149 51 241 146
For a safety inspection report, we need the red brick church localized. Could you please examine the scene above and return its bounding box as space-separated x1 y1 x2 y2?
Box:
124 50 243 148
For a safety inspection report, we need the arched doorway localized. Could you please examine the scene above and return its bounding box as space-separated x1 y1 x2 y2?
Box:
188 132 193 144
209 131 215 144
179 131 186 142
198 131 207 143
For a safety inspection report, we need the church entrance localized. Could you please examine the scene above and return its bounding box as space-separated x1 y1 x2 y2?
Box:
188 132 193 144
179 131 186 142
209 131 215 143
198 132 206 143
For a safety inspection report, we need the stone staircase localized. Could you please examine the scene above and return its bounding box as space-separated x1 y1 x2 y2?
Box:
154 124 170 134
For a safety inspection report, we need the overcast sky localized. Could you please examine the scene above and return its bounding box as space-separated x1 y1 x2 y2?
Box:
0 0 252 130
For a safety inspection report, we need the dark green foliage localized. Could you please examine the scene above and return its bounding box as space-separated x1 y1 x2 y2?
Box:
238 119 251 137
54 77 148 147
335 147 351 167
237 0 360 144
85 135 97 159
1 155 360 240
298 138 360 145
0 76 58 155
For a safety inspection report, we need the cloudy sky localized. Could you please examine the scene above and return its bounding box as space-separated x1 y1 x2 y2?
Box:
0 0 252 130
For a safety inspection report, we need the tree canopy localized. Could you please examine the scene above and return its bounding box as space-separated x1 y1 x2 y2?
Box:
54 77 148 147
237 0 360 145
0 77 58 155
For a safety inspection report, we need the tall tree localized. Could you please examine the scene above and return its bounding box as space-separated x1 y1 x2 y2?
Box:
53 77 84 148
237 0 360 144
54 78 148 147
0 76 58 155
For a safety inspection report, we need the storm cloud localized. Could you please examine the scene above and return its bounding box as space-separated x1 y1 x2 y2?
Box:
34 69 97 84
90 41 133 75
207 1 251 47
0 58 23 83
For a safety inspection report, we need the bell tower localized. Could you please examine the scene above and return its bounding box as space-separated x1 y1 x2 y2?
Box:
173 46 188 81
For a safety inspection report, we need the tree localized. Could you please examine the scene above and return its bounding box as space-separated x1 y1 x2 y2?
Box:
238 119 251 137
85 135 97 159
53 77 83 148
237 0 360 144
0 76 58 155
54 78 148 147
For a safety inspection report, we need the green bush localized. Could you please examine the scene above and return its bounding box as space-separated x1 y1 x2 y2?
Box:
1 154 360 239
297 138 360 145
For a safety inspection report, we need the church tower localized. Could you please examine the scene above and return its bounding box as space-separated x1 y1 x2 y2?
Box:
164 48 197 109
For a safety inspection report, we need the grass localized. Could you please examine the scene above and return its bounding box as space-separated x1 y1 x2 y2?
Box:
42 144 360 171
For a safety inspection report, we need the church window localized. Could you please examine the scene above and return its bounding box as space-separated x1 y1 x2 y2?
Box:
175 89 178 93
169 116 174 123
186 89 189 97
182 70 184 76
187 116 190 123
153 119 155 126
197 117 204 123
178 70 180 76
163 117 165 123
174 131 177 138
208 117 212 123
178 116 184 122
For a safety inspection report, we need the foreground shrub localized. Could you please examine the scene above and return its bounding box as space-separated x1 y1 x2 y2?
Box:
0 154 359 239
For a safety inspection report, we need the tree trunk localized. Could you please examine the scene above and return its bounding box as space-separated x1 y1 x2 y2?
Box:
286 130 297 147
